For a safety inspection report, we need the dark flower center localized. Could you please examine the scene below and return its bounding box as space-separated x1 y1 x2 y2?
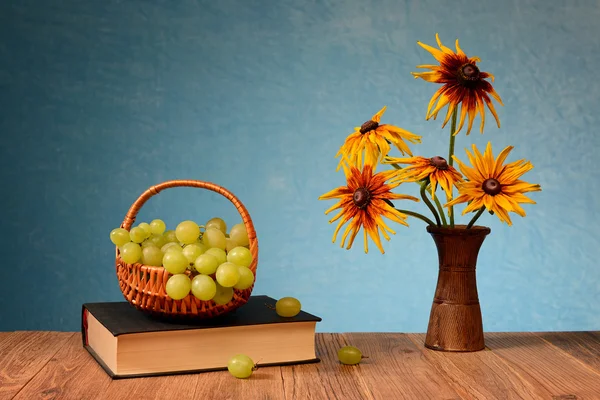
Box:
430 156 449 170
360 120 379 134
459 63 480 84
353 187 371 209
482 178 502 195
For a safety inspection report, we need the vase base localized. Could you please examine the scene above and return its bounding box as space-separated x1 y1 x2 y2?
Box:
424 302 485 353
424 343 485 352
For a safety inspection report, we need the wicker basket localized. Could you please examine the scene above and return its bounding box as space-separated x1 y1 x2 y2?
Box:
115 179 258 319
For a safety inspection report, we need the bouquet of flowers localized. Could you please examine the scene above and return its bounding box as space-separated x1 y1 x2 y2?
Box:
319 34 542 254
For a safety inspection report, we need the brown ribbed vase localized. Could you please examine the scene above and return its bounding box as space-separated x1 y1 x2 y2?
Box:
425 224 491 352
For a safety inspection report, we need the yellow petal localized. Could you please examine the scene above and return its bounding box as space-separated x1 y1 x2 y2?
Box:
344 220 361 249
489 87 503 106
319 187 349 200
365 222 385 254
372 106 387 123
466 102 477 135
508 192 538 204
459 197 483 215
454 103 468 135
509 199 527 217
415 64 440 70
416 40 446 62
374 215 393 241
455 39 466 58
428 94 451 119
494 193 514 212
498 161 534 184
445 193 471 208
503 181 541 194
374 132 392 161
484 95 501 128
441 102 456 128
471 144 491 178
426 88 444 118
476 95 486 134
325 202 344 217
435 33 454 54
412 71 443 82
383 125 422 143
483 194 495 211
341 216 360 248
462 196 485 214
493 205 513 226
493 145 514 176
483 142 495 177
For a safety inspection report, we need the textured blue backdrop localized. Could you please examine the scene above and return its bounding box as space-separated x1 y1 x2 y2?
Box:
1 0 599 333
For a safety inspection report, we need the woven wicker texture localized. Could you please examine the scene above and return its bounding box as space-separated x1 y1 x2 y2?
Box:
115 180 258 319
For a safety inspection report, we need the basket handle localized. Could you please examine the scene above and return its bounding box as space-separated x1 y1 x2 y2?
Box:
120 179 257 255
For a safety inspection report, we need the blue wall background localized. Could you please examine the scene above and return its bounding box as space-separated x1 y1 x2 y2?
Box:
1 0 599 333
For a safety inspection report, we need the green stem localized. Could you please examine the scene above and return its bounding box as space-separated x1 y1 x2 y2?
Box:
448 109 458 166
467 207 486 229
396 209 436 226
448 108 458 228
432 193 448 227
420 182 441 227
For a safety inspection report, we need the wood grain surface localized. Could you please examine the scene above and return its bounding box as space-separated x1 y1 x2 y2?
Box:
1 331 599 400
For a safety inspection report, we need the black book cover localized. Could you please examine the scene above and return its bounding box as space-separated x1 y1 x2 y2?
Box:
81 295 322 379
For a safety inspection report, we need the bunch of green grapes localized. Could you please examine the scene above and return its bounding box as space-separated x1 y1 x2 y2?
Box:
109 217 254 305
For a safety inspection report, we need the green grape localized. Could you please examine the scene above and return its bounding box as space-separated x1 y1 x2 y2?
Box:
206 217 227 235
110 228 131 247
191 275 217 301
142 246 163 266
216 262 240 287
161 242 183 253
165 274 191 300
162 251 189 274
176 220 200 244
129 227 146 243
275 297 301 317
202 228 226 250
227 246 253 268
225 238 239 252
233 266 254 290
229 223 249 247
227 354 255 379
120 242 142 264
205 247 227 265
194 254 219 275
337 346 363 365
213 284 234 305
141 240 155 249
146 234 166 248
137 222 152 238
182 243 207 263
150 219 166 235
163 230 179 243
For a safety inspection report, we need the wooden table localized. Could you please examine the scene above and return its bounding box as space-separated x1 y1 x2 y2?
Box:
1 331 599 399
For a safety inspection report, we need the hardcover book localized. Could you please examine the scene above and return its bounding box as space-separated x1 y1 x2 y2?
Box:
82 295 321 379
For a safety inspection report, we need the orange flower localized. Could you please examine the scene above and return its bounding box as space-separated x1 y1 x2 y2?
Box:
319 161 418 254
412 34 503 135
335 106 421 170
446 142 541 225
386 155 464 200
